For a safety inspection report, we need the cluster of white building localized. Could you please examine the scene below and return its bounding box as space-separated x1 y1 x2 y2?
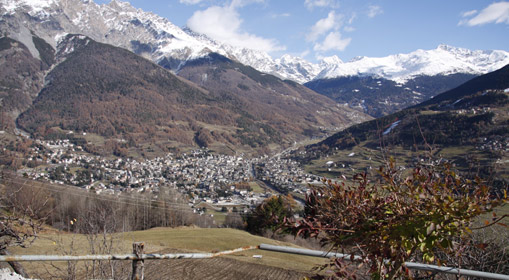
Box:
21 140 318 212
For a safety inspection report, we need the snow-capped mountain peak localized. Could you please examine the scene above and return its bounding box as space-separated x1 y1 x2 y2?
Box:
2 0 56 13
1 0 509 84
321 55 343 66
314 45 509 83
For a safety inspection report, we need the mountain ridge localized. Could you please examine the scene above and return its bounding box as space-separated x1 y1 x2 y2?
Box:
314 44 509 83
1 0 509 84
417 64 509 107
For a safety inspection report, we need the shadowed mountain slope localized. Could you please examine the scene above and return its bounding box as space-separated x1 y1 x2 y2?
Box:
177 53 370 146
305 73 477 117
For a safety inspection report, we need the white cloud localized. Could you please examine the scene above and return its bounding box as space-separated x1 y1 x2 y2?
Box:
343 26 355 32
461 9 478 17
460 2 509 26
187 5 285 53
306 11 342 42
230 0 265 8
348 13 357 24
367 5 383 18
306 10 352 53
304 0 339 10
179 0 204 4
313 31 351 52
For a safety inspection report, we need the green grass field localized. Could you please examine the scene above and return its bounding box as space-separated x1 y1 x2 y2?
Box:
248 181 265 193
210 209 227 224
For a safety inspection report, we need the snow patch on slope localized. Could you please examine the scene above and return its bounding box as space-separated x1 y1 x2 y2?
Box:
0 269 37 280
383 120 401 135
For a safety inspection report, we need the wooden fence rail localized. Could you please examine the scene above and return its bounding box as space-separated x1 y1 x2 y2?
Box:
0 247 259 262
0 244 258 280
259 244 509 280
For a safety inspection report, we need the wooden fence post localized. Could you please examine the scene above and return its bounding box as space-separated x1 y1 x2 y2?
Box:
131 242 144 280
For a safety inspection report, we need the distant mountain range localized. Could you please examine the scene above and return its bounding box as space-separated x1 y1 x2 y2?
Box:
1 0 508 84
305 45 509 117
304 73 478 117
0 0 317 83
2 0 509 120
314 45 509 83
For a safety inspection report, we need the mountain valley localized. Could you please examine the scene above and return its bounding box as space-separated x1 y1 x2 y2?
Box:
0 0 507 204
1 0 508 155
0 0 508 202
0 1 509 279
2 0 508 83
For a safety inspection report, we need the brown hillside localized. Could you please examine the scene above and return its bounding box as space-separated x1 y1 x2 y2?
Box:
17 35 370 154
17 35 243 150
0 36 51 129
178 53 370 144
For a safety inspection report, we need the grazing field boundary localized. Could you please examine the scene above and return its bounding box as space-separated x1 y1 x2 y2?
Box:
1 243 508 280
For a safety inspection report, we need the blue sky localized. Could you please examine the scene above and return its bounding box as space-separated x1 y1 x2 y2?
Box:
96 0 509 62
